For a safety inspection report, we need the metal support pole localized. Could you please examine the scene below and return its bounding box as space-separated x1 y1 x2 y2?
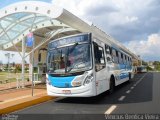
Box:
31 38 35 96
22 38 25 88
7 54 10 88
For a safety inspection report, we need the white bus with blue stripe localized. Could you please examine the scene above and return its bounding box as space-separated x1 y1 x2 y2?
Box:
46 33 134 97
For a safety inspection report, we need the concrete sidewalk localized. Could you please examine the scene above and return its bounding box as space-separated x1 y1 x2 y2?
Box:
0 84 56 114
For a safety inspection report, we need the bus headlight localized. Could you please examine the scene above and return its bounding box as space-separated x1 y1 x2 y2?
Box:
83 73 93 85
72 75 85 87
72 81 82 87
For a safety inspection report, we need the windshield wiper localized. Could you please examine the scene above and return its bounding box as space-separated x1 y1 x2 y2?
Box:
69 42 78 53
65 42 79 73
67 61 87 72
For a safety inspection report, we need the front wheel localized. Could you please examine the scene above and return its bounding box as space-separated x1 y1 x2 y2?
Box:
128 73 132 83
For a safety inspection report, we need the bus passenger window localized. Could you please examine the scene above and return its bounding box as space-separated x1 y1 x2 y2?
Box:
116 51 119 63
105 44 112 62
105 45 111 54
121 53 124 64
112 49 118 63
94 43 106 71
124 55 127 64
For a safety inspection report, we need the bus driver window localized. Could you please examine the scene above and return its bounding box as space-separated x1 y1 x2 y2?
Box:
93 43 106 71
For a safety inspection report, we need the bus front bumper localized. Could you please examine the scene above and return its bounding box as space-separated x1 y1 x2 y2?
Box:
46 84 95 97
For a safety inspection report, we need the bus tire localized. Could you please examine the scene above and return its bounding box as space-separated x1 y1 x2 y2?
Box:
128 73 131 82
109 76 115 94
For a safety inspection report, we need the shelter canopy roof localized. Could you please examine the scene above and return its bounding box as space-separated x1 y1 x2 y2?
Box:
0 12 52 46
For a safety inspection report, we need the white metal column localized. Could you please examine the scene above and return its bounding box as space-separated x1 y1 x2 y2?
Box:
21 38 25 88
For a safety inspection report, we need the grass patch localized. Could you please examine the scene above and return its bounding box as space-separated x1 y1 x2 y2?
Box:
0 72 29 83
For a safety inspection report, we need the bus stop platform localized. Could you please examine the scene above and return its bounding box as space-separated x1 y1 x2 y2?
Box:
0 84 56 115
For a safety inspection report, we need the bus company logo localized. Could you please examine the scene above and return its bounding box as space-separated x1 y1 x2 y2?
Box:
65 83 69 87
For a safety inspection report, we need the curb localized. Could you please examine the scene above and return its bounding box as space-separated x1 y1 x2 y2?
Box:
0 96 56 115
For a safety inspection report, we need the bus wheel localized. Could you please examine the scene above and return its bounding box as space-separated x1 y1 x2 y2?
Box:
128 73 131 82
109 77 115 94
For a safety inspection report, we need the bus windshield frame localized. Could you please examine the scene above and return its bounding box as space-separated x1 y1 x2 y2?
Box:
47 33 92 76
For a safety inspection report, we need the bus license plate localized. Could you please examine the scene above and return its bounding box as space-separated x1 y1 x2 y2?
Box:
62 90 71 94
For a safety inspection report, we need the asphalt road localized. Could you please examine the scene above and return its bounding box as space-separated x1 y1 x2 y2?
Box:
12 72 160 120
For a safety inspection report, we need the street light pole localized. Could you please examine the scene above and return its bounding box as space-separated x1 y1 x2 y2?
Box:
22 38 25 88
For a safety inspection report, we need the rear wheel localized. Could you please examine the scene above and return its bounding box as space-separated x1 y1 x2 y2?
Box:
109 77 115 94
128 73 131 83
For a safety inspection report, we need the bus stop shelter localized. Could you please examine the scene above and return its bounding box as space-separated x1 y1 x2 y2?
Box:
0 1 139 88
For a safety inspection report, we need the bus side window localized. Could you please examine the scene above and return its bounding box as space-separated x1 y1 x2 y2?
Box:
128 57 130 65
121 53 124 64
105 44 112 62
130 57 132 65
124 55 127 64
105 44 111 54
112 49 119 63
94 43 106 71
116 50 119 63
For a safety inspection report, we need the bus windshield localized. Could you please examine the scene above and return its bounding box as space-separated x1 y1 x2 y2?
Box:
47 36 92 75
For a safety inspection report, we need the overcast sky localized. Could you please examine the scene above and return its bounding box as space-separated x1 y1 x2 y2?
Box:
0 0 160 63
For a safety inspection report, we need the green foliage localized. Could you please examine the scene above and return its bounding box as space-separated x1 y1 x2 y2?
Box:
142 61 148 66
153 61 160 71
157 65 160 71
34 67 38 73
147 66 153 71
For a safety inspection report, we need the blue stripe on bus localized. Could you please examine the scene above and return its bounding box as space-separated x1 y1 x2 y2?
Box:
119 73 129 79
48 75 75 88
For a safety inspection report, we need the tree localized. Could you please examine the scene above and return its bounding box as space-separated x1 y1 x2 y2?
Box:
153 61 160 65
147 66 153 71
153 61 160 71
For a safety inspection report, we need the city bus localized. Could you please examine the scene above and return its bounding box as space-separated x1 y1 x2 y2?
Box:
137 66 147 73
46 33 134 97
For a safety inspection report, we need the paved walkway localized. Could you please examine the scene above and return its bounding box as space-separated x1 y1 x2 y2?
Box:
0 83 56 114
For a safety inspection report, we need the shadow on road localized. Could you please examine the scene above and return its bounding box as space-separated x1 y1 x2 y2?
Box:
55 73 153 105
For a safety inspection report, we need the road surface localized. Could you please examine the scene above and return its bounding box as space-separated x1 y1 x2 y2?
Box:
12 72 160 120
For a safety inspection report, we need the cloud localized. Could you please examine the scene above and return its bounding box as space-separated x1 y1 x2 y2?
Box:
52 0 160 61
127 33 160 61
125 16 138 23
52 0 160 40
